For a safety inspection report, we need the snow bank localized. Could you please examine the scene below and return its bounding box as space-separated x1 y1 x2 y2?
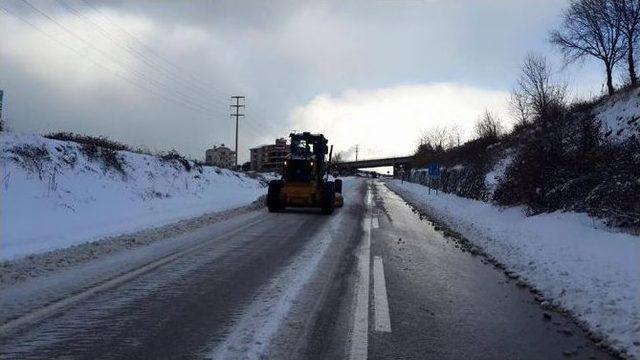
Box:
387 180 640 358
484 151 513 196
595 86 640 142
0 132 266 260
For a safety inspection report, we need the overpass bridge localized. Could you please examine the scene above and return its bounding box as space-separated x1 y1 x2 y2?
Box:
335 155 413 176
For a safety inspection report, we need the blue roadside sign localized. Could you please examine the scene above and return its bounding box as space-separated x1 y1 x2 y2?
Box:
428 163 440 177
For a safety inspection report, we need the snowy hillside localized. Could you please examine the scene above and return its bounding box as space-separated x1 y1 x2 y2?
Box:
0 132 267 260
595 86 640 142
411 85 640 228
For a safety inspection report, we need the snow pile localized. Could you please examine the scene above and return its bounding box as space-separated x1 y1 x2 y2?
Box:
595 86 640 142
1 132 266 261
484 152 513 196
387 180 640 358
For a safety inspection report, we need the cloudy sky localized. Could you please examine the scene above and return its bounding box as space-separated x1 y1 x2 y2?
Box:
0 0 606 162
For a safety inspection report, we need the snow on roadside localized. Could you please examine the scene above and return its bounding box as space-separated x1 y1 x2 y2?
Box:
0 132 266 261
387 179 640 358
484 151 513 197
0 196 266 286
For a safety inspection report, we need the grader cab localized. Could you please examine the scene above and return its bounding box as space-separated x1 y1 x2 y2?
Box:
266 132 343 214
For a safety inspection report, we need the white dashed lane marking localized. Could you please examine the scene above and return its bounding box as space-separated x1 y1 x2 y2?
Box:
373 256 391 333
349 189 372 360
349 184 392 360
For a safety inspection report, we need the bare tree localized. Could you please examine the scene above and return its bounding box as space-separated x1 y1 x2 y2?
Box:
474 110 503 140
332 151 344 164
421 125 462 151
509 88 532 125
419 125 462 151
512 53 566 122
448 125 463 148
610 0 640 84
551 0 626 95
420 126 448 151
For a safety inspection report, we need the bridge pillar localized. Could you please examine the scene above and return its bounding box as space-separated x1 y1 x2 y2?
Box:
393 164 402 178
393 163 412 179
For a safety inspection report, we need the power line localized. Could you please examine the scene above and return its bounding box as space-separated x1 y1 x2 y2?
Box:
0 4 213 117
18 0 223 115
56 0 230 110
76 0 232 107
72 0 287 138
62 0 286 139
56 0 287 140
3 4 264 149
4 2 284 145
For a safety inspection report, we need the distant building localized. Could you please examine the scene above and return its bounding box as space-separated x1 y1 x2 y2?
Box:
250 138 288 172
205 144 235 168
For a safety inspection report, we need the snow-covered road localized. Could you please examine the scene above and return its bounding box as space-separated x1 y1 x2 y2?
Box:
0 178 365 359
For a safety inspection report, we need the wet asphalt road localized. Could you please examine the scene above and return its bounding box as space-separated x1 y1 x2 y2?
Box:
0 179 616 359
364 182 613 360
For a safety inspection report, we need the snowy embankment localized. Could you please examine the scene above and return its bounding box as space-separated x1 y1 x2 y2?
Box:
387 180 640 358
1 132 266 261
595 86 640 143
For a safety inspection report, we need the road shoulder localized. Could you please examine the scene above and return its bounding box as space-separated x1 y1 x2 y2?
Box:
0 195 266 287
383 179 629 359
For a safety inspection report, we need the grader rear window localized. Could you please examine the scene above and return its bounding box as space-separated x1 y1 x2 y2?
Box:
291 139 313 156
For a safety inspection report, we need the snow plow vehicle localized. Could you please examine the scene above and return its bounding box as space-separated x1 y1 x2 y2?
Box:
266 132 343 214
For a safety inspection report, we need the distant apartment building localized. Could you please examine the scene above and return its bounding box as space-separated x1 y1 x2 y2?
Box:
250 138 288 172
205 144 235 168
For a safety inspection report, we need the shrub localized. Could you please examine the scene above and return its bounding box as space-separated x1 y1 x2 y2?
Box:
45 132 131 152
494 104 570 212
6 144 50 180
493 99 639 226
160 150 192 172
100 147 125 174
474 110 503 141
80 142 125 174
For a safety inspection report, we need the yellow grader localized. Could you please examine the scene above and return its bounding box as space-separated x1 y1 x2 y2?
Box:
266 132 343 214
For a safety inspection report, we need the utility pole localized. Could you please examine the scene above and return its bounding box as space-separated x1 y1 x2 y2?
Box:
230 95 245 169
0 90 4 125
355 144 359 161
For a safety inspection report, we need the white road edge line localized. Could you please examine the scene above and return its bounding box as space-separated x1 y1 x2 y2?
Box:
349 187 372 360
373 256 391 332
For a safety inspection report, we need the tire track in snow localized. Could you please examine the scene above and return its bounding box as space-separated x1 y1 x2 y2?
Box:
208 226 337 359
